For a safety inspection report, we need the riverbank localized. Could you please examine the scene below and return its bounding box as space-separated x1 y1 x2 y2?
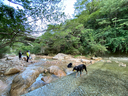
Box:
0 53 96 96
23 59 128 96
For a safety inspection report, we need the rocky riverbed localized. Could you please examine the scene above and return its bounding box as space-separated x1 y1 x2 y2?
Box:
0 53 98 96
1 53 127 96
23 57 128 96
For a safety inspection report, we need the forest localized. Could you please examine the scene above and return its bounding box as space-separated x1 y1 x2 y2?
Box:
0 0 128 58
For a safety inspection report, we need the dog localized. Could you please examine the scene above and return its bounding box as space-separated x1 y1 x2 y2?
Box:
73 64 87 77
67 63 72 68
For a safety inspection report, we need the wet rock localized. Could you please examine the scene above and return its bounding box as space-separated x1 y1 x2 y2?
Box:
21 72 80 96
54 69 66 77
10 67 42 96
0 74 19 96
38 67 45 73
0 80 8 95
4 66 24 75
27 80 46 92
0 80 7 90
41 76 53 83
0 80 12 96
48 66 60 73
48 66 66 77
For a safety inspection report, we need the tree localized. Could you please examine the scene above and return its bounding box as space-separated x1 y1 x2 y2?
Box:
7 0 128 56
38 19 85 55
0 0 64 57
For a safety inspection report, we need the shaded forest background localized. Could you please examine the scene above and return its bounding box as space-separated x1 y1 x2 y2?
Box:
0 0 128 58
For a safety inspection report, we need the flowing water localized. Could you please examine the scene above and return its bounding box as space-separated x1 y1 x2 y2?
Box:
22 57 128 96
1 56 128 96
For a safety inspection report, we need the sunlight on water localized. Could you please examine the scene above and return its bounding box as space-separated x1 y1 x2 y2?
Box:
36 74 43 82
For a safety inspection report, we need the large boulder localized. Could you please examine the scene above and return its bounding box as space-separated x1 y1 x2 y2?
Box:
10 66 44 96
4 66 24 75
52 53 71 60
48 66 60 73
48 66 66 77
54 69 66 77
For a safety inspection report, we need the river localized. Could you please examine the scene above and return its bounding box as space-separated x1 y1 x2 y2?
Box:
22 56 128 96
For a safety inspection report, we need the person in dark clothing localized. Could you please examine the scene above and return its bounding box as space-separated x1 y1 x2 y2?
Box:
19 51 22 60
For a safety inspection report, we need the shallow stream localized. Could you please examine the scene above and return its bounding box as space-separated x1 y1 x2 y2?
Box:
1 56 128 96
22 56 128 96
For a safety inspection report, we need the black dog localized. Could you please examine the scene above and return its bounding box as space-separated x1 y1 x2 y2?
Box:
73 64 87 77
67 63 72 68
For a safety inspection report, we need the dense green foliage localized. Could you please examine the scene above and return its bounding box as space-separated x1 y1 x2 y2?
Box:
0 0 64 57
1 0 128 56
31 0 128 56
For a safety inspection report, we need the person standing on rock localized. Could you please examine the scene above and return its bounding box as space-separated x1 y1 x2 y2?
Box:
26 51 30 62
19 51 22 60
28 50 31 59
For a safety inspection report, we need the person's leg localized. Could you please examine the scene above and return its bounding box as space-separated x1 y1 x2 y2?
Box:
27 56 29 62
19 55 22 60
